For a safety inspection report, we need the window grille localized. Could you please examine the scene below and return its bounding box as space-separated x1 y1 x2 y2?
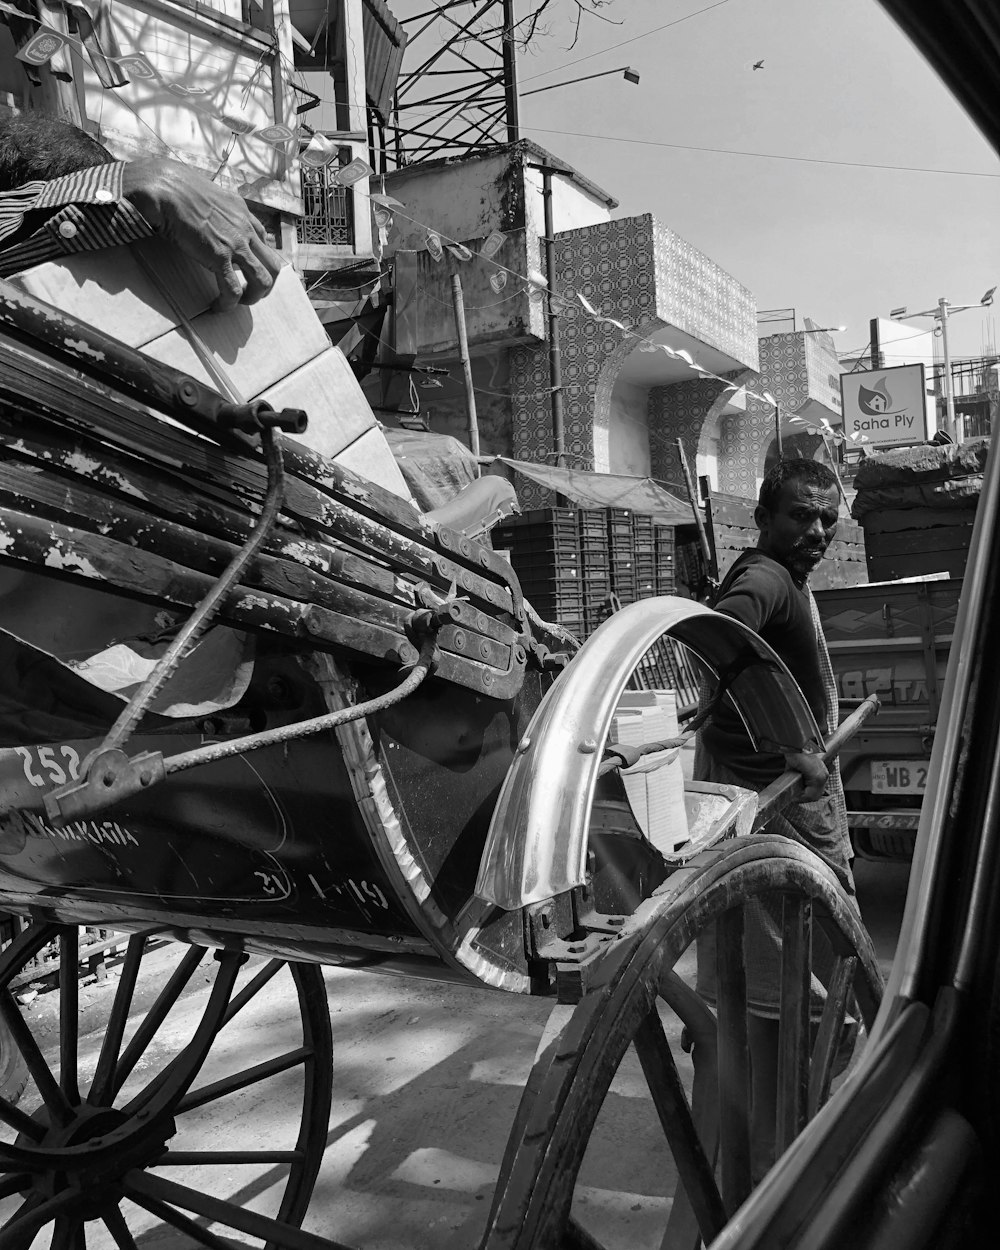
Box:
296 165 354 247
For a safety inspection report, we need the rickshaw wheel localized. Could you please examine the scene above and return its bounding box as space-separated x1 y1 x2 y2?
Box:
0 922 336 1249
481 837 883 1250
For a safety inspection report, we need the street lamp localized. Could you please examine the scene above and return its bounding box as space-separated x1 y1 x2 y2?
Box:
522 66 640 96
890 288 995 440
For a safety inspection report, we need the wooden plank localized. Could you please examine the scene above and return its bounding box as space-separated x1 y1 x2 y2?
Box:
706 494 756 530
715 906 752 1214
861 506 977 535
808 957 856 1118
810 560 869 592
865 524 975 559
867 550 969 581
0 504 414 638
776 895 812 1154
633 1009 727 1244
0 462 423 614
2 406 513 625
0 341 517 610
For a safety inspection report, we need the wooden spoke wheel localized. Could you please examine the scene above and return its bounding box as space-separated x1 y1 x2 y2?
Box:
481 836 884 1250
0 923 337 1250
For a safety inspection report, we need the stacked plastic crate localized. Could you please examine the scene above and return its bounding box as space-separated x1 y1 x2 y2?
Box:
653 524 676 595
494 508 676 635
493 508 587 636
632 512 656 599
579 510 612 634
606 508 637 606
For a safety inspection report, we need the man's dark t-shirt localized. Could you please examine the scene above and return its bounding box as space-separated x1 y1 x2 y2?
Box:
699 550 827 784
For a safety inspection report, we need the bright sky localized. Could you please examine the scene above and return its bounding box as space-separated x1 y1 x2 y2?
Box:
505 0 1000 362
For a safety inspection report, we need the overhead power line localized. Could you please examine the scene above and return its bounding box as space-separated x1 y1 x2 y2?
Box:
518 0 740 85
518 124 1000 178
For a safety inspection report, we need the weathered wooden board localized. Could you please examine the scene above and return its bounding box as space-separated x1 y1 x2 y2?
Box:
0 340 520 619
867 549 969 581
861 506 978 535
713 524 867 590
809 556 870 592
706 490 863 544
865 523 975 559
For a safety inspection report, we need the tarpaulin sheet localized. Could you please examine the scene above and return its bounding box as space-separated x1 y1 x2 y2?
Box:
498 459 694 525
385 428 480 509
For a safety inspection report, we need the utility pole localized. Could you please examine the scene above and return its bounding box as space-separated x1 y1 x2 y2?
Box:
450 275 481 461
869 317 883 369
937 297 959 441
528 161 568 499
890 288 995 443
502 0 520 143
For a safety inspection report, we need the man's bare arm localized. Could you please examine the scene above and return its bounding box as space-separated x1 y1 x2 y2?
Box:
122 158 282 311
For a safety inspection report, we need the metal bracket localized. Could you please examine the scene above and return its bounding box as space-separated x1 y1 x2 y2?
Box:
525 890 627 1002
45 749 166 825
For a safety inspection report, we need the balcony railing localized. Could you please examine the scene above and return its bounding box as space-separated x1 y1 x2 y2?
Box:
296 164 355 248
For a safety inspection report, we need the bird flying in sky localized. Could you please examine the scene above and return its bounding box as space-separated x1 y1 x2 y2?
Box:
752 59 765 70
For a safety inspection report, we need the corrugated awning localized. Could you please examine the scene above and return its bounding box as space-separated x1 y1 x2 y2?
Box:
497 459 695 526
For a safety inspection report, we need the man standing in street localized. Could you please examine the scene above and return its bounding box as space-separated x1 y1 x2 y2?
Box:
695 456 853 1177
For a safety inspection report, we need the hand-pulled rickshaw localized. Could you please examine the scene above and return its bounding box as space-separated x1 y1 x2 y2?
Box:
0 272 882 1249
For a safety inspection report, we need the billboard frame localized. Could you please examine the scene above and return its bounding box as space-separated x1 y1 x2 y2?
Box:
839 362 930 450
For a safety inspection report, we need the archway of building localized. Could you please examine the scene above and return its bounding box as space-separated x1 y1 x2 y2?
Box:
696 370 758 492
589 316 669 474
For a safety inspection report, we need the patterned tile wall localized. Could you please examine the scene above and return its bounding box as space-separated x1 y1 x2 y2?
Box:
509 215 757 505
648 376 729 492
651 221 758 367
713 333 843 496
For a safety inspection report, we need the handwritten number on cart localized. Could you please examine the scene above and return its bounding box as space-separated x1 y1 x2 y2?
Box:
254 870 286 897
307 873 390 910
15 746 81 788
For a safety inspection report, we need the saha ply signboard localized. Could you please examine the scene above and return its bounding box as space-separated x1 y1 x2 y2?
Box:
840 363 929 448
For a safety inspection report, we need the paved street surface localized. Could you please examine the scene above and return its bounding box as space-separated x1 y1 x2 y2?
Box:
0 852 908 1250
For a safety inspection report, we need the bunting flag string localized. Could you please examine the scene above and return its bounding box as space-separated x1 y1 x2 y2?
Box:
358 178 853 422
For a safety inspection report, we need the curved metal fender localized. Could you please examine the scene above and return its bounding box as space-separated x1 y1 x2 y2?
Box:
474 596 822 911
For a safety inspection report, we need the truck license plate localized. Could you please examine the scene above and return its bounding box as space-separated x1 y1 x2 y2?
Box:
870 760 929 795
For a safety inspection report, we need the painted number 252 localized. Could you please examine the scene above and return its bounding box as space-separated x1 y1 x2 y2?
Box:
15 746 82 788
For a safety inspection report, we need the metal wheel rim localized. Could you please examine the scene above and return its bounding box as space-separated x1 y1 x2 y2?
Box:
482 848 883 1250
0 923 335 1249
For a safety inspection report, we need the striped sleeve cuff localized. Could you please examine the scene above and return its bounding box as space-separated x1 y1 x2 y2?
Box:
33 162 127 212
0 199 155 277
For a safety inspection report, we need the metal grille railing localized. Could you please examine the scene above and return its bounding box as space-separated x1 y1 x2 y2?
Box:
296 165 354 247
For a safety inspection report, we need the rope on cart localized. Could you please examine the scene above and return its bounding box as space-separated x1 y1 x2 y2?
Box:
94 425 288 761
161 633 440 774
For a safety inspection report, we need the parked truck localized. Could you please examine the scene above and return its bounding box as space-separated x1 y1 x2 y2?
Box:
815 576 960 860
813 437 988 861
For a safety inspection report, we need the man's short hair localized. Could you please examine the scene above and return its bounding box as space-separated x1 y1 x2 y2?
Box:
0 115 112 192
758 457 838 513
